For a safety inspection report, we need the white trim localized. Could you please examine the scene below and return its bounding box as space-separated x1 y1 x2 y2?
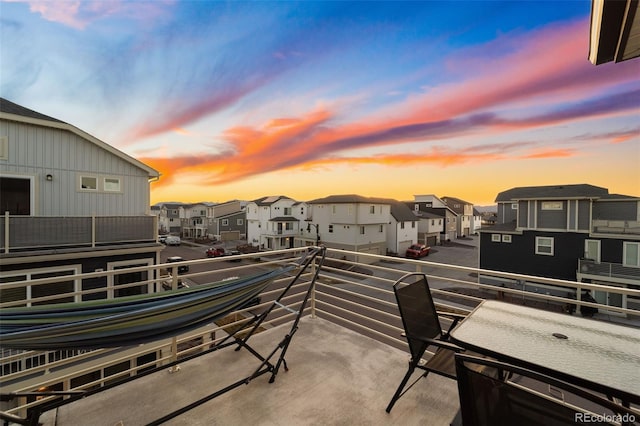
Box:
491 234 501 242
0 172 36 215
622 241 640 267
584 239 601 262
0 264 81 306
535 236 554 256
107 258 154 298
502 234 512 243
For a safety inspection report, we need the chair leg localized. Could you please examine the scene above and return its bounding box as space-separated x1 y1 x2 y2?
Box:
386 359 420 413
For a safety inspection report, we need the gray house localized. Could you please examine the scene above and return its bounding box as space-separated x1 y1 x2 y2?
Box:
0 97 162 303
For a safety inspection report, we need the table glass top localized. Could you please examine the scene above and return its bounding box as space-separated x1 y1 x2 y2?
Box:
451 300 640 397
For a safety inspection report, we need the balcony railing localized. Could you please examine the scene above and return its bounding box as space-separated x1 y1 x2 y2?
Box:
592 219 640 236
1 247 639 420
578 258 640 280
0 214 156 253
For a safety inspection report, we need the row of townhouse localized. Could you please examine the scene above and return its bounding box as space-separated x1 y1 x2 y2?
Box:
245 194 484 261
151 200 246 241
480 184 640 315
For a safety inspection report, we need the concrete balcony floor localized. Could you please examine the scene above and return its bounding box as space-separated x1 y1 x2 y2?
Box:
41 317 460 426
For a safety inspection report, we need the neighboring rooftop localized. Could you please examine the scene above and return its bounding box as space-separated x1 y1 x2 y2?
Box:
495 184 610 202
0 97 65 123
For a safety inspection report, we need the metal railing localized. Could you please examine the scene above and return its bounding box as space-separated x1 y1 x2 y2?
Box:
578 258 640 280
1 247 639 419
1 214 156 253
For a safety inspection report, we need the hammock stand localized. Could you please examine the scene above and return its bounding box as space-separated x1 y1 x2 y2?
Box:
0 246 326 426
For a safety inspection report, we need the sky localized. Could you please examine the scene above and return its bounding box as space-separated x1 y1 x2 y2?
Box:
1 1 639 206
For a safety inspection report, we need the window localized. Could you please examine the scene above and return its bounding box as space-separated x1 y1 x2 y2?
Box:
541 201 563 210
623 242 640 267
414 204 419 211
332 205 337 214
237 219 243 225
0 136 7 160
511 203 518 210
80 176 97 190
379 225 383 232
328 224 333 233
221 219 229 226
0 266 80 306
412 222 415 228
400 222 405 229
370 206 375 214
284 207 292 215
502 235 512 243
535 237 554 255
0 176 33 215
360 226 365 235
103 177 121 192
431 220 435 226
491 234 501 242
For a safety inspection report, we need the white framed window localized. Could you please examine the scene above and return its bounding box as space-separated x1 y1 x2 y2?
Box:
414 204 419 211
379 225 383 232
332 205 337 214
502 234 512 243
237 219 243 225
511 203 518 210
0 265 81 306
0 136 8 160
360 226 365 235
400 222 405 229
535 237 554 255
80 175 97 190
623 242 640 267
541 201 563 210
370 205 375 214
103 177 121 192
221 219 229 226
412 222 415 228
491 234 501 242
328 224 333 233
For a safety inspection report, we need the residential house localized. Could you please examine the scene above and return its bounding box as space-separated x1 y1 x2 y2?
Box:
182 202 213 239
246 196 308 250
153 202 184 235
0 97 162 303
410 195 457 242
412 210 444 247
207 200 246 241
441 196 475 237
307 195 390 263
479 184 640 314
385 200 418 255
472 208 482 234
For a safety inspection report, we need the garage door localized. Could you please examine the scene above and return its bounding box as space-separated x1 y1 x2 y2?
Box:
426 236 437 246
220 231 241 241
398 240 412 254
358 247 380 264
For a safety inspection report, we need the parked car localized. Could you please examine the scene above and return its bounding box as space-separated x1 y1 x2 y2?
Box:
166 256 189 274
206 247 226 258
225 250 242 262
165 235 181 246
158 235 168 244
161 277 190 291
406 244 430 259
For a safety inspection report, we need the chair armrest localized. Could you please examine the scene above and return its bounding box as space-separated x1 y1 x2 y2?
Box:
406 333 465 352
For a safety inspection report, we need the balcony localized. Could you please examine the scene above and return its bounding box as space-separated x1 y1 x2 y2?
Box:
592 219 640 236
579 258 640 281
1 248 639 424
0 215 156 253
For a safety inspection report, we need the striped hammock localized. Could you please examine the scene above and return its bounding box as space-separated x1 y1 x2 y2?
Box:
0 266 293 351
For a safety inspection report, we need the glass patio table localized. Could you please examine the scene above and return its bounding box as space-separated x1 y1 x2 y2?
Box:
450 300 640 405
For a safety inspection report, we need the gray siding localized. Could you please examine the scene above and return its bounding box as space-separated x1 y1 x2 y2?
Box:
537 201 567 229
518 201 528 227
1 120 151 216
578 200 591 230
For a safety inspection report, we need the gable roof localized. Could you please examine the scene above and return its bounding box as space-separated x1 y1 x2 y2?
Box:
387 200 416 222
0 97 159 178
252 195 295 206
496 184 609 202
307 194 394 204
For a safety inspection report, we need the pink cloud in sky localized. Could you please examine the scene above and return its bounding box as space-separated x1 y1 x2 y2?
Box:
140 18 637 187
11 0 173 30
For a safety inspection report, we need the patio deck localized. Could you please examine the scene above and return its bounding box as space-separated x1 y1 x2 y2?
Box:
40 317 460 426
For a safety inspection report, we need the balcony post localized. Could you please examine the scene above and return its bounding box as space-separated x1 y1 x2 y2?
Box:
310 253 317 319
4 211 9 253
91 214 96 248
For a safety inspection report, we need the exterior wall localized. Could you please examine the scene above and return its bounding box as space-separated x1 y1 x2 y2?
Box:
387 221 417 254
217 211 246 239
1 120 151 216
498 202 518 224
593 200 639 221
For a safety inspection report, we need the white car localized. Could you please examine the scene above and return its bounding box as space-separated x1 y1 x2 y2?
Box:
165 236 181 246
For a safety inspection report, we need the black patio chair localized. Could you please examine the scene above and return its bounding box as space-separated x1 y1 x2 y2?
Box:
455 353 639 426
386 272 467 413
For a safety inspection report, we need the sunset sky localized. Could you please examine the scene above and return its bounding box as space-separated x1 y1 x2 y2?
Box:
2 1 638 205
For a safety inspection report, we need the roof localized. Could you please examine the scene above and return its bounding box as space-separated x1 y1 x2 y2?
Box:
388 201 417 222
252 195 294 206
495 184 609 202
0 97 160 178
269 216 299 222
307 194 393 205
589 0 640 64
441 196 472 214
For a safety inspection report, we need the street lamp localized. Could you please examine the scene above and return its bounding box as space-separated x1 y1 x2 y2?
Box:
306 223 320 245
